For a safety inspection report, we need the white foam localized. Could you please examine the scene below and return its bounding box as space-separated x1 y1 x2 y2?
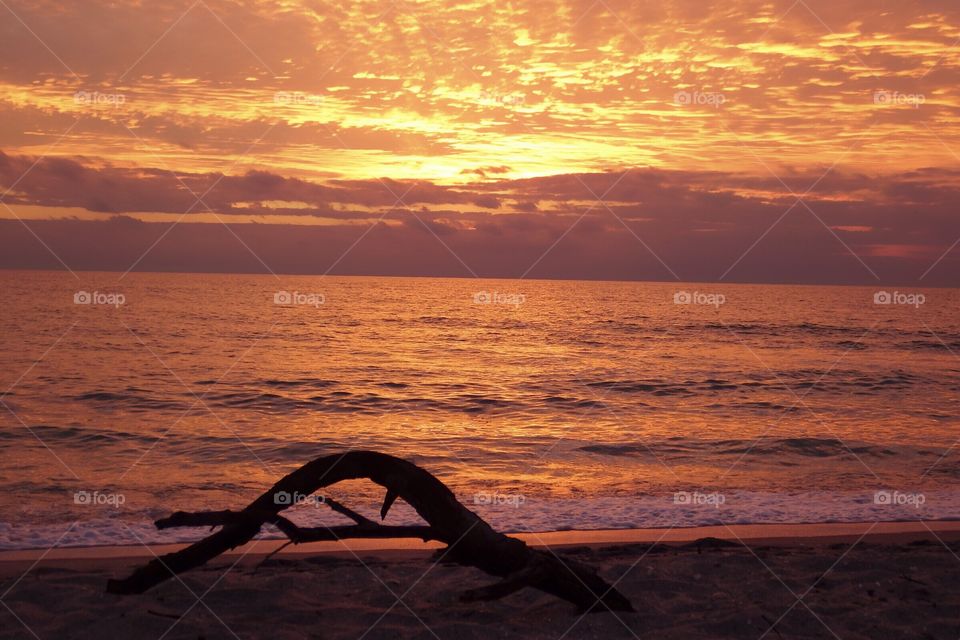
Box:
2 489 957 550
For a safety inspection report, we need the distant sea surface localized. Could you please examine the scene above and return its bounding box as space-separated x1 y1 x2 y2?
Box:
1 271 958 549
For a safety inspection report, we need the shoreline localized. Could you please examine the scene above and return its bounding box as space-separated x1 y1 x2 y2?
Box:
3 519 958 565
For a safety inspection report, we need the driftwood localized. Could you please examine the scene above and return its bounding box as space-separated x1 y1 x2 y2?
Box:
106 451 633 612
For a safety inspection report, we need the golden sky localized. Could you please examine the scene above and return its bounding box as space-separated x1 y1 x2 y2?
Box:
1 0 959 283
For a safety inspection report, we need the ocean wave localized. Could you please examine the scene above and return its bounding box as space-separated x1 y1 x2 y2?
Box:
72 387 539 415
577 436 930 460
584 369 934 396
0 423 562 468
66 364 949 420
898 339 960 352
73 391 189 412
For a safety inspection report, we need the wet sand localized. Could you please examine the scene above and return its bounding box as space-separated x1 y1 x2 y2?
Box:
1 521 959 639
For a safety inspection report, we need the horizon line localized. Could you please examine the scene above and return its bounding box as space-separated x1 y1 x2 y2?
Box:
1 266 957 290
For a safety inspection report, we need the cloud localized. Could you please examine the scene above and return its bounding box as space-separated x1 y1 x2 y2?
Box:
1 1 959 283
1 0 958 182
2 149 959 284
2 201 956 284
0 151 503 214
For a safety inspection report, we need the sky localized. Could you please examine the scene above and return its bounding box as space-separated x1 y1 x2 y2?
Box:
1 0 959 284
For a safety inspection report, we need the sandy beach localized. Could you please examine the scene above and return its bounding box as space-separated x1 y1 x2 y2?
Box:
2 522 958 639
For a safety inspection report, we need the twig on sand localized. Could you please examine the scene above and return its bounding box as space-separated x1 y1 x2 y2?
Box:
146 609 182 620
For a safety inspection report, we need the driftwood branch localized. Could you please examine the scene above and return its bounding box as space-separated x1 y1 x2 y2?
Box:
106 451 633 612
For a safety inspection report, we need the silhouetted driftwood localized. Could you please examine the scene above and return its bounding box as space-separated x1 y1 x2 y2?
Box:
106 450 633 612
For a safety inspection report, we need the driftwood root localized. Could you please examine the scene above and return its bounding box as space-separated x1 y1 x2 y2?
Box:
106 451 633 613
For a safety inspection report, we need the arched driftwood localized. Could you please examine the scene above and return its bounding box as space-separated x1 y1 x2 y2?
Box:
107 451 633 612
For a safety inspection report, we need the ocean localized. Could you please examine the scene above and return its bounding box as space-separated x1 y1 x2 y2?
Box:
0 271 958 549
